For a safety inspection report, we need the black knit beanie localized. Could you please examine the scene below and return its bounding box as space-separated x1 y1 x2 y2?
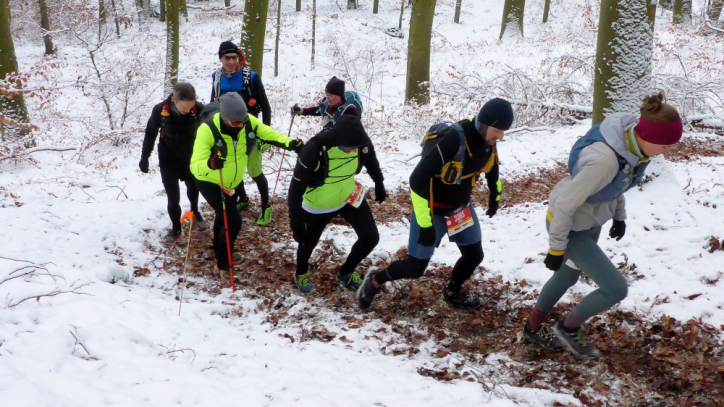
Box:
477 98 514 130
218 41 239 58
325 77 345 97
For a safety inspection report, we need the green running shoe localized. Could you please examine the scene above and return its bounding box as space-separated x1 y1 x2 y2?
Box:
256 206 273 226
295 272 317 294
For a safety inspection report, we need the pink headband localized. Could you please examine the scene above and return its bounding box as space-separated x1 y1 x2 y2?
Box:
634 116 683 145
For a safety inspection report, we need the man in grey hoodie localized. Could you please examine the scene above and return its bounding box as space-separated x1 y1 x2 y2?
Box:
521 92 683 358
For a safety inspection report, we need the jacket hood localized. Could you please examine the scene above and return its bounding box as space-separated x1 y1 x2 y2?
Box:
599 112 639 166
314 114 367 148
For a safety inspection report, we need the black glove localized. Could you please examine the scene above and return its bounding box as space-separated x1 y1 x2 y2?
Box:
374 182 386 203
291 104 303 115
290 218 306 244
139 156 149 173
208 154 225 170
609 220 626 241
486 179 501 218
544 252 564 271
417 226 437 247
289 139 304 153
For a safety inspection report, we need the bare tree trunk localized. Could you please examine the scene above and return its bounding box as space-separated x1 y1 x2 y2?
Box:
38 0 55 55
710 0 723 20
672 0 691 24
592 0 654 125
0 0 31 140
405 0 437 105
274 0 281 77
398 0 405 29
111 0 121 38
165 0 180 96
347 0 357 9
225 0 230 7
311 0 316 68
542 0 550 23
453 0 461 23
373 0 379 14
499 0 526 39
160 0 166 22
296 0 301 12
241 0 269 78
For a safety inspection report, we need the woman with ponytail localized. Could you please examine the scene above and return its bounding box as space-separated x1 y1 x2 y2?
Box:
521 92 683 358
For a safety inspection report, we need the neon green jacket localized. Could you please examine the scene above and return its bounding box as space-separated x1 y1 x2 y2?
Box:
190 113 293 189
302 146 360 209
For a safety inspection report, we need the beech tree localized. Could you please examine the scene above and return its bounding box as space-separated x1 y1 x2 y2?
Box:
39 0 55 55
499 0 526 39
0 0 31 140
672 0 691 24
592 0 655 124
164 0 180 96
709 0 722 20
242 0 269 77
404 0 437 104
454 0 461 23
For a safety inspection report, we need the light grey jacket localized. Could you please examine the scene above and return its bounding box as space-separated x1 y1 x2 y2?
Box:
547 113 639 252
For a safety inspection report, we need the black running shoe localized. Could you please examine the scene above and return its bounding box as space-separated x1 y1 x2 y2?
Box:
163 230 182 245
337 272 363 290
442 288 481 310
522 321 565 352
357 270 382 310
553 322 600 358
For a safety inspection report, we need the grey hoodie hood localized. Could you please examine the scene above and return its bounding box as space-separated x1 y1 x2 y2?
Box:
599 112 639 166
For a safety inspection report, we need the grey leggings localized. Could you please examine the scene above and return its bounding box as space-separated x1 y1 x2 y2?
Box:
536 224 628 321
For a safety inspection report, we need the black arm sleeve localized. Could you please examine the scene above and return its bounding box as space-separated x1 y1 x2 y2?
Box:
141 105 163 158
362 140 384 184
288 141 319 224
252 74 272 126
408 132 458 200
301 102 323 116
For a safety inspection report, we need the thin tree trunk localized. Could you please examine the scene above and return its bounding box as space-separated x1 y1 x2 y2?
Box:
592 0 654 125
1 0 31 140
225 0 230 7
373 0 379 14
160 0 165 22
499 0 526 39
274 0 281 77
296 0 301 12
98 0 106 40
347 0 357 9
542 0 550 23
242 0 269 78
453 0 461 23
165 0 180 96
111 0 120 38
38 0 54 55
311 0 316 68
405 0 437 105
710 0 723 20
672 0 692 24
398 0 405 29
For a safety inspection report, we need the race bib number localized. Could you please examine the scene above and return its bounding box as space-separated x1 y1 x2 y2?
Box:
346 182 368 208
445 206 474 236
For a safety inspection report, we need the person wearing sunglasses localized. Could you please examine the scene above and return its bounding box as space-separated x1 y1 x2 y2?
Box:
191 92 303 280
357 98 514 312
139 82 208 245
211 41 275 226
287 111 386 294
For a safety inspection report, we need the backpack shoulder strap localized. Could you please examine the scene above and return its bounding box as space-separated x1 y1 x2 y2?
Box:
204 118 227 158
212 69 223 101
244 119 257 156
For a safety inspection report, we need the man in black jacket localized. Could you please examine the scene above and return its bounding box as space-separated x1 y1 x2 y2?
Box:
357 98 514 310
140 83 208 245
288 113 386 294
211 41 275 226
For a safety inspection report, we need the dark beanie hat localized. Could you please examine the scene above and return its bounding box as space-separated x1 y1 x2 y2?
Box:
218 41 239 58
477 98 514 130
325 76 345 97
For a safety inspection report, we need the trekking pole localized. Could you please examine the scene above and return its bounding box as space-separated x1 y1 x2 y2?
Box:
217 169 237 292
178 211 195 316
272 114 296 196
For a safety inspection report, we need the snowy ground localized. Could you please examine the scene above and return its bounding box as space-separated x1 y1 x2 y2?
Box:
2 0 723 406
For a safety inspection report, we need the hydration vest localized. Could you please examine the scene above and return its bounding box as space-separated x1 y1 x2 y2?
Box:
420 121 469 185
212 67 259 115
568 125 649 204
